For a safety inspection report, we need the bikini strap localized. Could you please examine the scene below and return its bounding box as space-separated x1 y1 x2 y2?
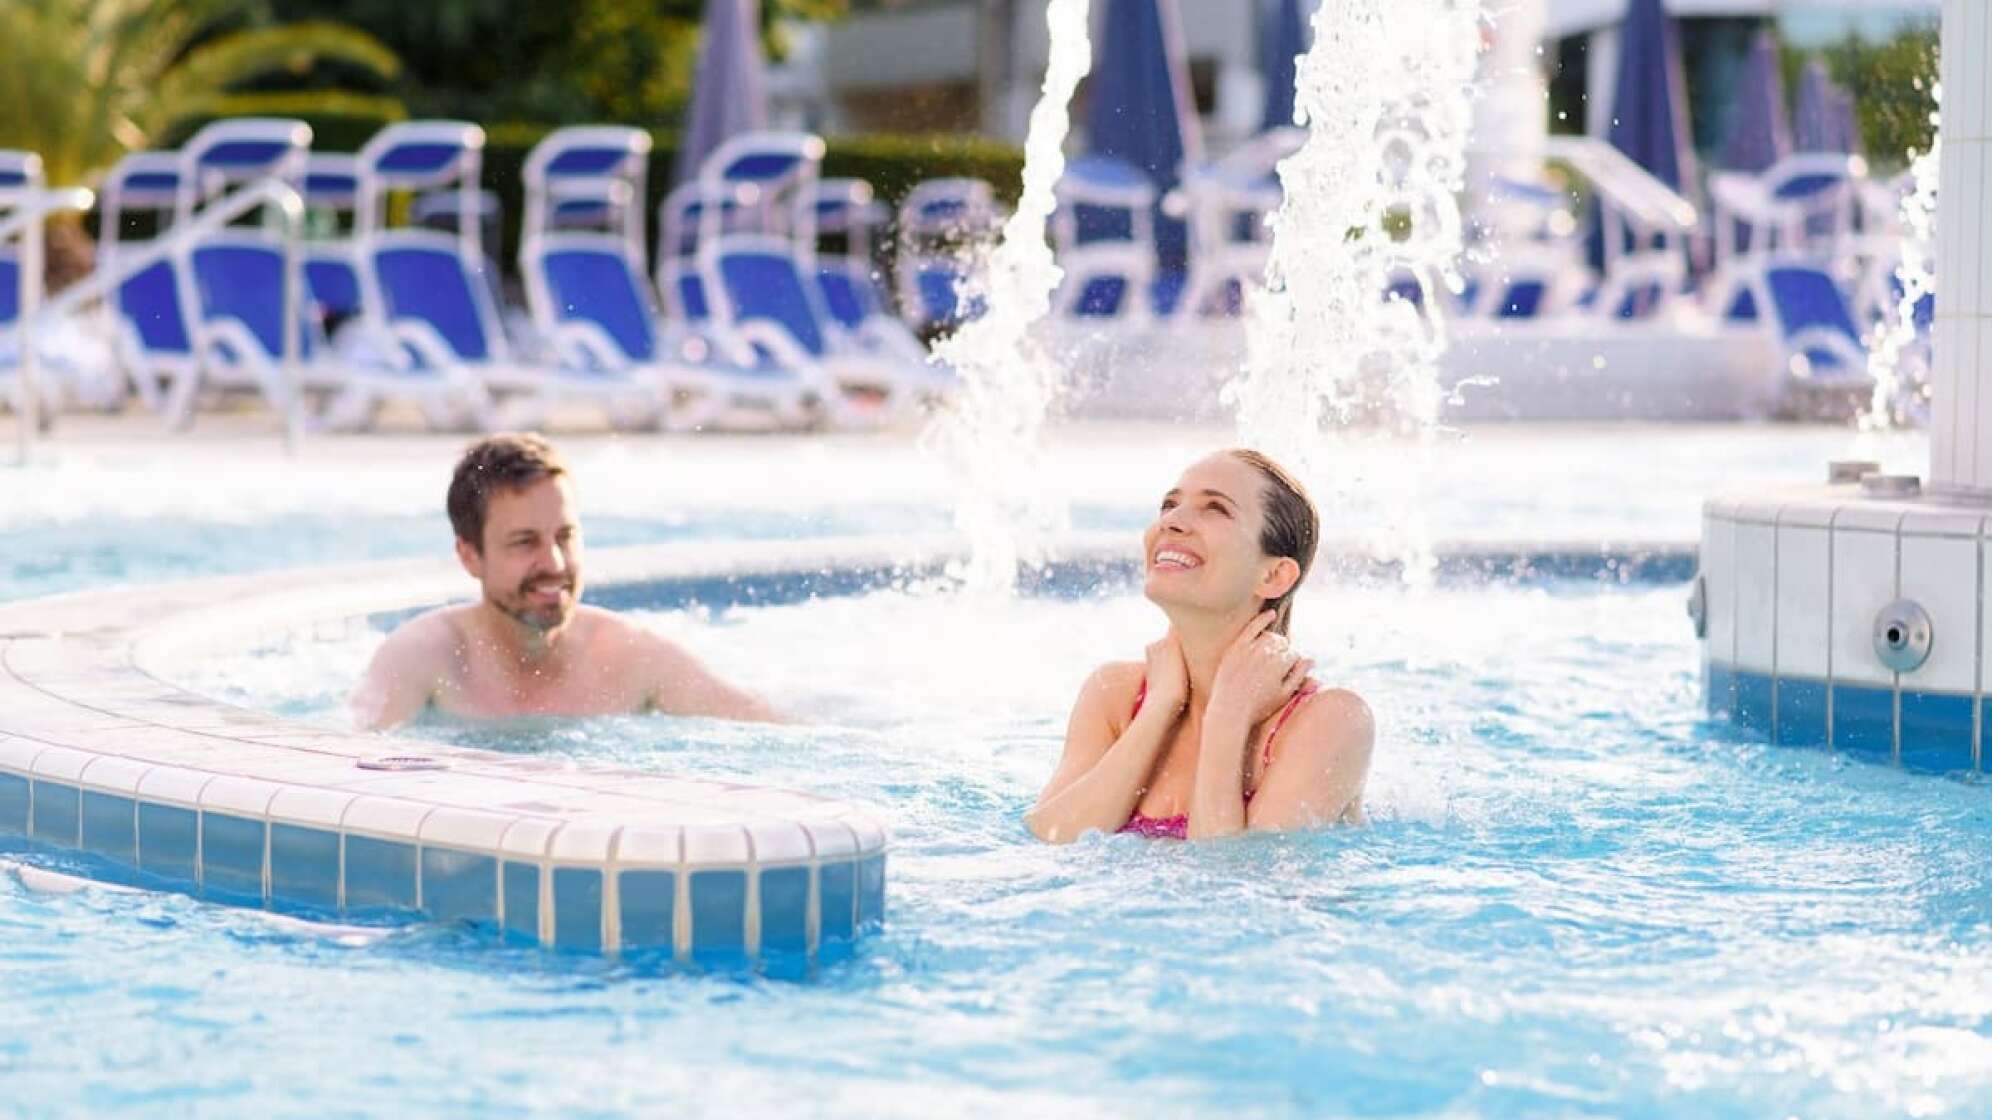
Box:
1252 680 1320 788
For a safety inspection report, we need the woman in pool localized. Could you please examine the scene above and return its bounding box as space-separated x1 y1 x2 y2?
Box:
1028 450 1373 842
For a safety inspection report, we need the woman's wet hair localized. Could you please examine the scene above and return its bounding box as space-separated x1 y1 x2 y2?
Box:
1226 449 1319 636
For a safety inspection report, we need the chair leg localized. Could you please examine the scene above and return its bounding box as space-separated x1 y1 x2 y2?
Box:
317 385 379 433
661 378 722 434
160 369 202 432
448 373 503 433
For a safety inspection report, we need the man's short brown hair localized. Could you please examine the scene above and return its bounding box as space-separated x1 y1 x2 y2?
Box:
447 433 568 550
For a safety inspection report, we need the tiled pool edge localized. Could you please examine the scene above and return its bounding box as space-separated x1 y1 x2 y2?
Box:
1699 484 1990 776
0 536 969 963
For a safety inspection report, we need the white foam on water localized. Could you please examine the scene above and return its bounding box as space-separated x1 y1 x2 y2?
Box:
924 0 1094 594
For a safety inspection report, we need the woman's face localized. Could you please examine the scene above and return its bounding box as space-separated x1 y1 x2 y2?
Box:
1142 453 1284 617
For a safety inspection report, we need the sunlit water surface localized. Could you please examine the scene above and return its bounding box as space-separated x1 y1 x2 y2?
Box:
3 573 1986 1118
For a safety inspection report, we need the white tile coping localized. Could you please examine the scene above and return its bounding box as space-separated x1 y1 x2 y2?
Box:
0 534 1037 876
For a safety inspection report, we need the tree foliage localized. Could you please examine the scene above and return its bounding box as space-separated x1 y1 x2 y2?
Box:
1785 23 1939 169
266 0 849 125
0 0 401 186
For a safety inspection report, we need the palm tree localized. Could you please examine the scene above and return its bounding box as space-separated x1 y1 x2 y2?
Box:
0 0 402 282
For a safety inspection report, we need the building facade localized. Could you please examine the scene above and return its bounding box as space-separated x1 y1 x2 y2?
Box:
783 0 1936 157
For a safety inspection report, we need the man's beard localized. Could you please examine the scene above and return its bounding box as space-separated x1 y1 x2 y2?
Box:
493 574 576 632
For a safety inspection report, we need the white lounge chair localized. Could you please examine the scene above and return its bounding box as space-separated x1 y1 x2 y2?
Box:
521 126 818 430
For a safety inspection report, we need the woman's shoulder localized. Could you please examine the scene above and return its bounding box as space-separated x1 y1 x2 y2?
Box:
1286 685 1375 755
1075 660 1146 717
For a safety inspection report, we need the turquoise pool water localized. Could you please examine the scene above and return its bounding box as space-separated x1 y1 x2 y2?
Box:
7 551 1988 1117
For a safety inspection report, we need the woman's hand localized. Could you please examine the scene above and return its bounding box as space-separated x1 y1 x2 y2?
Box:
1142 629 1190 717
1209 611 1312 726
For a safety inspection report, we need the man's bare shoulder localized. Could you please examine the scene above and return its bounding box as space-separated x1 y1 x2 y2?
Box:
577 606 693 662
377 604 472 664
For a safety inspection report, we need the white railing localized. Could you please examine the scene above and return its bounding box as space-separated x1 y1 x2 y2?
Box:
43 177 308 456
0 186 96 465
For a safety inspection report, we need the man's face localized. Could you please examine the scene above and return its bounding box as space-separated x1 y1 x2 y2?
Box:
458 475 583 633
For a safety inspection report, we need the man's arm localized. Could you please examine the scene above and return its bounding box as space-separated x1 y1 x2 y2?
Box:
640 631 787 724
348 614 457 731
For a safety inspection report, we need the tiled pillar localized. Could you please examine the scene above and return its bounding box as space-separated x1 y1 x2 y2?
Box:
1933 0 1992 492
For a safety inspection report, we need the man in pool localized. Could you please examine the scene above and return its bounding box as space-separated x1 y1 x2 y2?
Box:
349 433 782 730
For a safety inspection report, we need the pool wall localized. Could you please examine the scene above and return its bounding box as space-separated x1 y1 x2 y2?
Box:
0 537 934 963
1699 482 1988 774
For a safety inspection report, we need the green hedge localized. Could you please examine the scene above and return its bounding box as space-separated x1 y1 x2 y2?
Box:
485 127 1022 277
161 110 1022 279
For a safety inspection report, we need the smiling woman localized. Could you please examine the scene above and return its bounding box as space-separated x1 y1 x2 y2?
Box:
1027 450 1374 843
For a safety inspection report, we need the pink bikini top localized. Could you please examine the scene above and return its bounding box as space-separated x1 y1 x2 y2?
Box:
1119 678 1319 840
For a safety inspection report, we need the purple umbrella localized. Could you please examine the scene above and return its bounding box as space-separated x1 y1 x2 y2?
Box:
1259 0 1308 133
675 0 768 186
1087 0 1202 187
1085 0 1203 309
1831 88 1866 156
1607 0 1695 193
1718 30 1790 172
1794 60 1851 153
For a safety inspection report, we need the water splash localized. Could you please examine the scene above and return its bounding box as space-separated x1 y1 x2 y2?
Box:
924 0 1093 593
1864 83 1939 431
1228 0 1481 586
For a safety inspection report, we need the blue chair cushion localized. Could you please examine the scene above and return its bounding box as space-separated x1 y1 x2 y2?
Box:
717 250 825 357
541 248 655 363
1498 280 1544 318
0 256 17 327
817 268 867 329
304 257 363 321
676 272 711 322
376 245 489 361
917 268 961 324
118 260 193 356
192 242 314 359
1768 266 1861 343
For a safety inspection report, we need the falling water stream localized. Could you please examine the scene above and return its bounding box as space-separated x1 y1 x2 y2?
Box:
1866 84 1940 430
931 0 1480 588
1229 0 1480 587
925 0 1093 593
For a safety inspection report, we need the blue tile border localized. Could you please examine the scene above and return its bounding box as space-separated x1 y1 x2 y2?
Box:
0 773 30 836
758 867 809 956
819 860 856 944
1833 682 1897 762
269 824 340 913
502 861 541 944
1734 673 1774 737
201 813 267 905
689 869 748 965
1775 679 1829 747
1706 663 1738 718
0 552 910 965
1900 692 1976 774
618 869 677 953
79 793 136 866
1710 662 1986 776
422 848 498 926
0 766 886 964
31 782 80 847
552 867 603 952
137 803 198 885
344 835 418 916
